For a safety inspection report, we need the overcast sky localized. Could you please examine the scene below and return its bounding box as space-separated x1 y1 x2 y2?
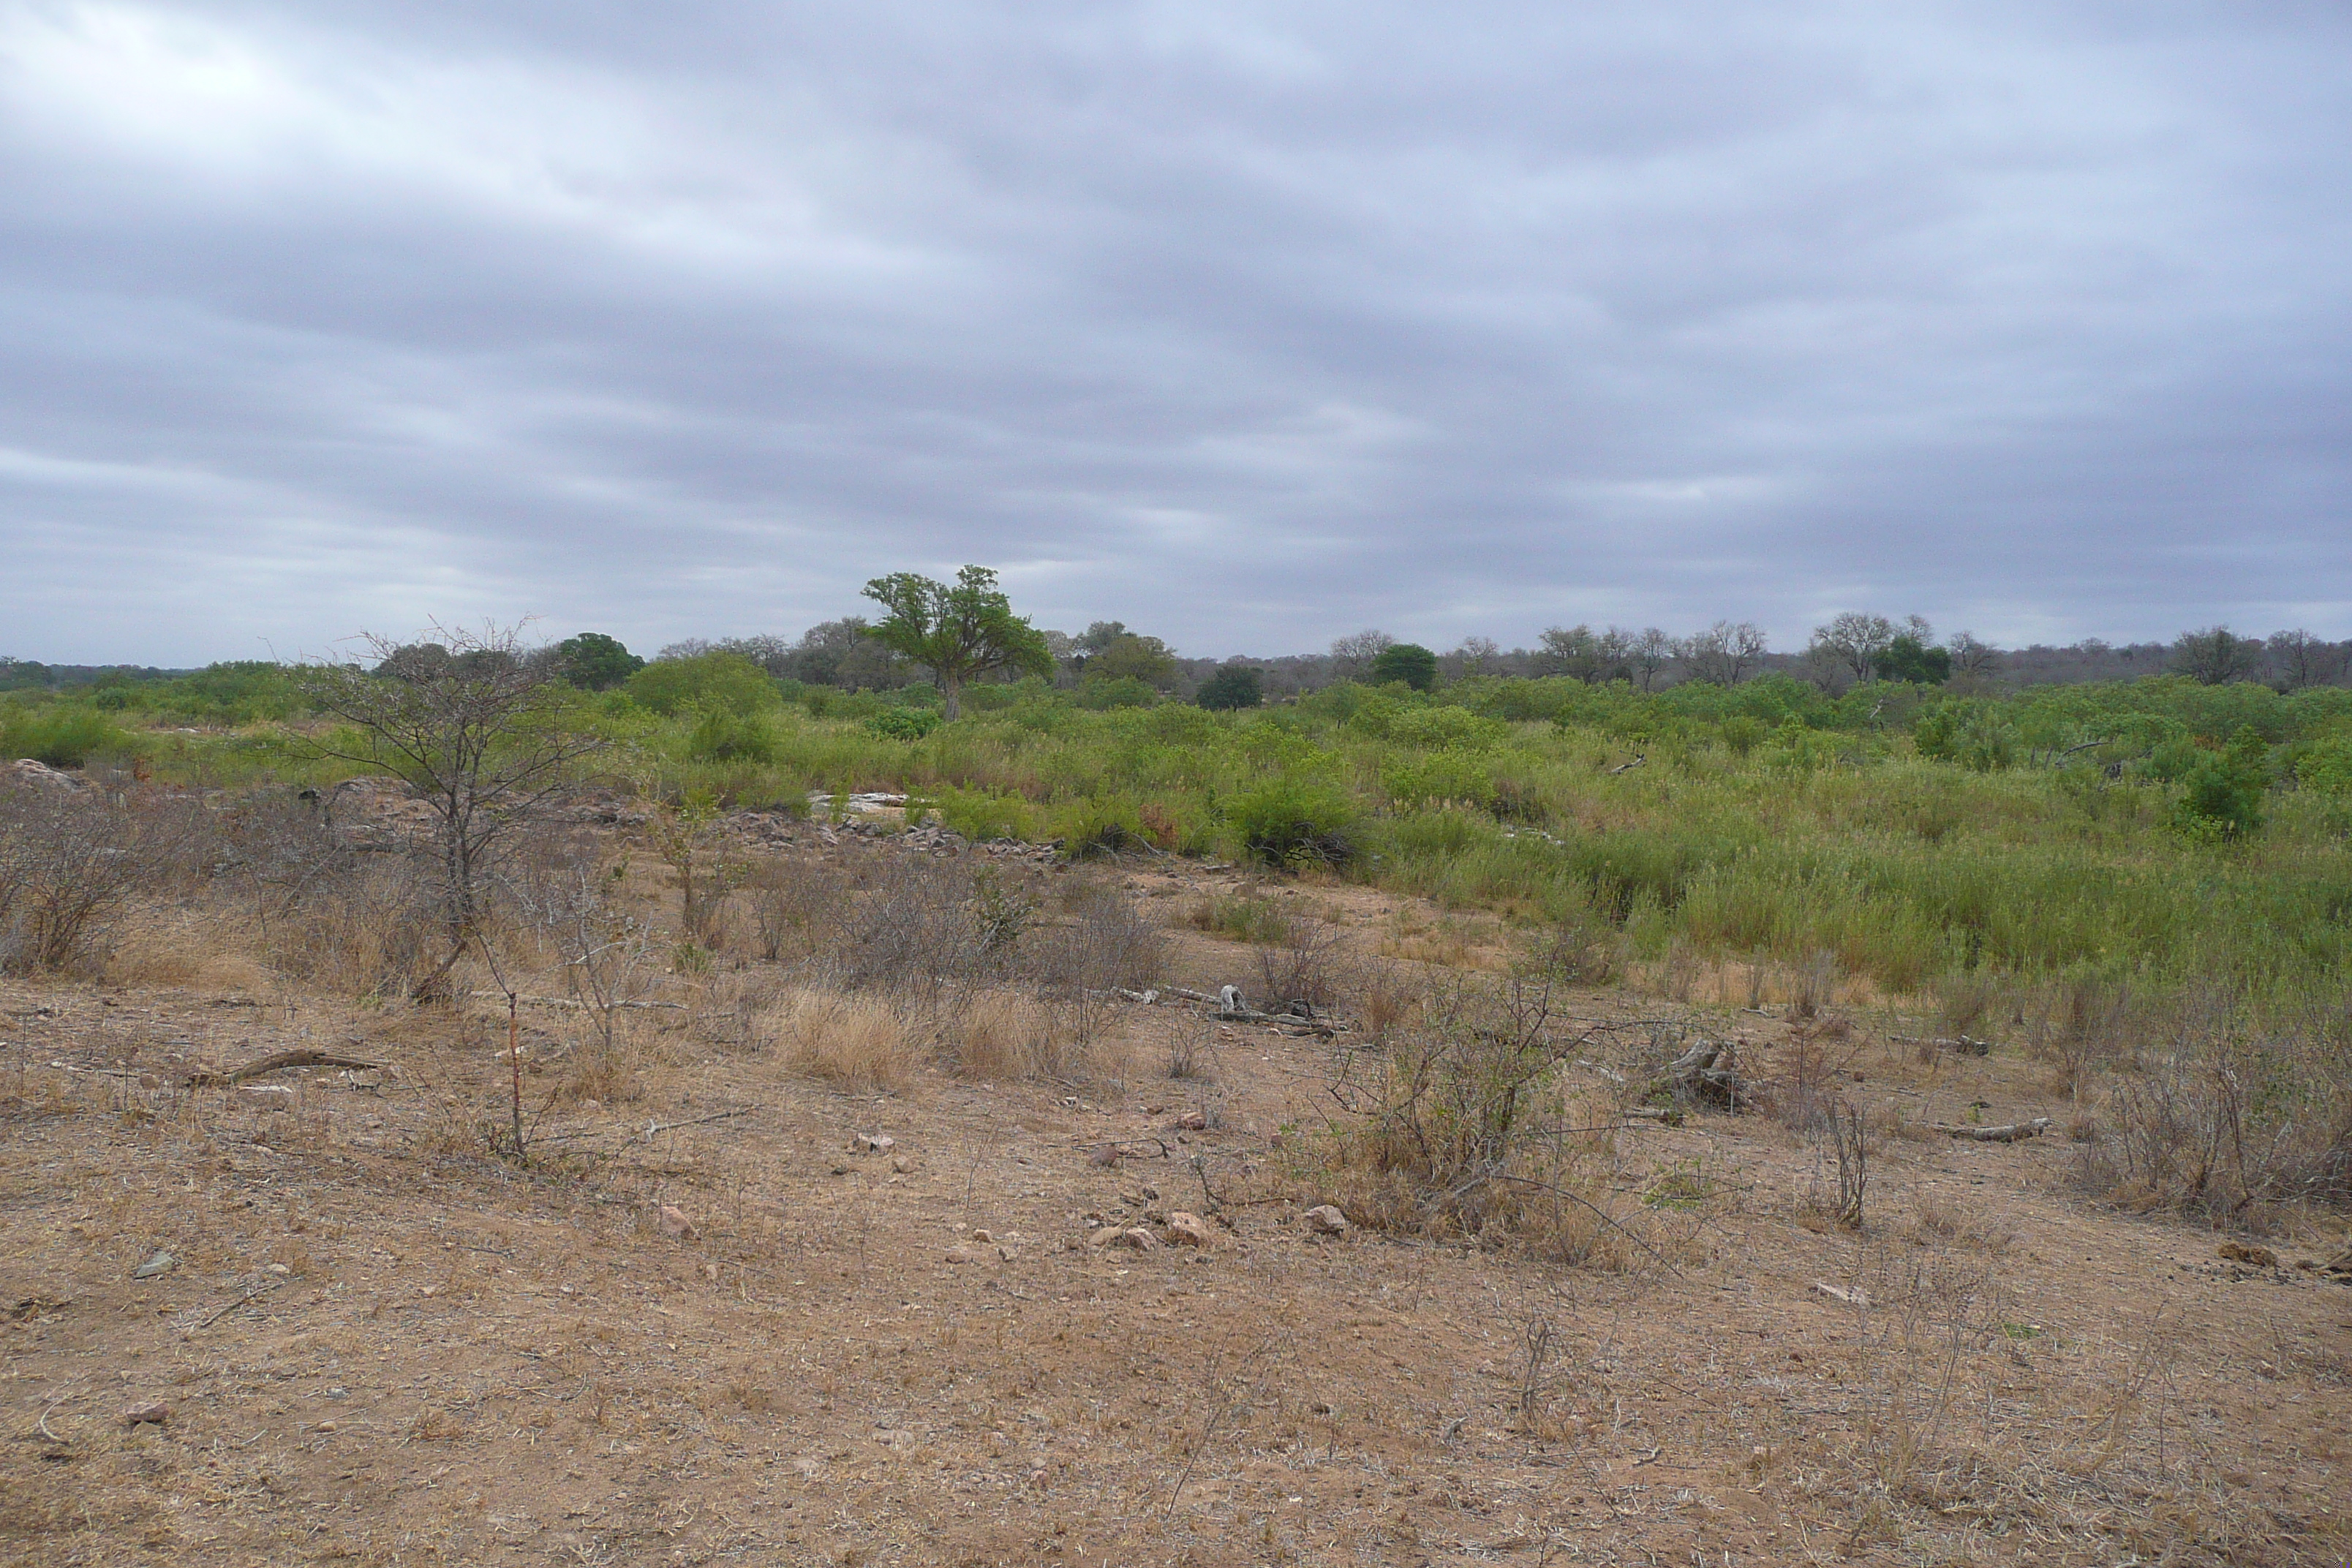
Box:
2 1 2347 666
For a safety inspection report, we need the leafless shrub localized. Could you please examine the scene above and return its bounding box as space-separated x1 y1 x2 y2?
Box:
2027 974 2134 1093
1827 1101 1867 1229
1525 917 1617 987
1353 959 1424 1041
1164 1015 1216 1082
2076 1026 2352 1226
1308 981 1652 1268
836 857 993 1003
1935 970 1997 1041
0 785 189 973
1254 915 1349 1015
1029 879 1164 1058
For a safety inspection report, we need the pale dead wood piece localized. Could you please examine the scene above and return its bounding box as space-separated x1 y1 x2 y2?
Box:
1624 1107 1684 1125
1605 755 1646 775
1812 1281 1870 1308
187 1049 387 1086
467 990 685 1011
639 1107 755 1140
1936 1117 2053 1143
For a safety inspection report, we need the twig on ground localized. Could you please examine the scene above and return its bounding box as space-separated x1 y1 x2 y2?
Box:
187 1049 386 1086
639 1107 755 1140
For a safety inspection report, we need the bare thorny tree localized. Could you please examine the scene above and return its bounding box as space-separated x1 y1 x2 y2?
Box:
296 622 603 1000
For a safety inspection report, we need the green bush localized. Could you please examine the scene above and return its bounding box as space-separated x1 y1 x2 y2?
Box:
0 704 132 768
687 708 777 763
867 707 942 742
1368 643 1439 691
1196 666 1264 710
2173 726 2271 838
625 652 780 717
1074 676 1158 710
1226 777 1357 867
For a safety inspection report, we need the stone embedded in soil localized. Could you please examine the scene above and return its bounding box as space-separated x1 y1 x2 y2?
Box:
122 1401 169 1427
891 1155 913 1174
1305 1205 1349 1236
851 1132 896 1154
971 1228 994 1243
657 1205 697 1239
945 1245 977 1264
1164 1212 1213 1247
132 1250 176 1280
1175 1109 1207 1131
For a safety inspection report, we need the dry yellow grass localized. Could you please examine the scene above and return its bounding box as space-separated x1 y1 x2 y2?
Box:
767 986 920 1094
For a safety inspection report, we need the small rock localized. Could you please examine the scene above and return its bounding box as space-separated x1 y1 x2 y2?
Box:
2219 1240 2280 1269
317 1420 339 1433
891 1155 914 1175
1305 1205 1349 1237
265 1263 290 1276
419 1285 439 1298
851 1132 897 1154
132 1250 176 1280
657 1205 697 1239
702 1262 720 1283
997 1245 1018 1262
971 1228 994 1244
944 1245 977 1264
1175 1109 1207 1131
1164 1212 1213 1247
238 1085 294 1110
1087 1146 1122 1168
1028 1468 1049 1489
1117 1226 1161 1251
121 1400 169 1428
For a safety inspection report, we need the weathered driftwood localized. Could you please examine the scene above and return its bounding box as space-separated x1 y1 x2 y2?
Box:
186 1049 387 1087
1624 1106 1685 1126
1935 1117 2052 1143
467 990 684 1011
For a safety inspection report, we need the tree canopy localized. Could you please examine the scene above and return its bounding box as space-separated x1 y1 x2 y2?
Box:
860 566 1052 719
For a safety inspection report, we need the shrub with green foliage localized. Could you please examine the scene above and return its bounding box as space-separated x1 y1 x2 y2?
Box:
1074 676 1158 710
625 652 781 717
2172 725 2272 838
1225 777 1357 867
0 704 133 768
688 708 777 763
1877 633 1951 685
557 633 646 691
1368 642 1439 691
1196 665 1263 710
867 707 942 742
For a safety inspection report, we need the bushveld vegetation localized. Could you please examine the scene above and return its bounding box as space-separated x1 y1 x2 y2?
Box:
7 630 2352 1229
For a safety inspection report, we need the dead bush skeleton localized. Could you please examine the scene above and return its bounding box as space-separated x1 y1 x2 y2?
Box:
295 623 602 999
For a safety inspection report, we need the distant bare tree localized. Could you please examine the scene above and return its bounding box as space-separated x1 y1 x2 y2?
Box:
1330 629 1395 680
655 637 712 662
1945 631 1999 682
1452 636 1504 677
1683 621 1768 685
1629 627 1674 690
2268 628 2346 690
2171 626 2260 686
296 622 603 998
1809 612 1898 685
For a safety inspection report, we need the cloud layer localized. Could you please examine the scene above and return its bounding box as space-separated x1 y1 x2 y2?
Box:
3 1 2347 663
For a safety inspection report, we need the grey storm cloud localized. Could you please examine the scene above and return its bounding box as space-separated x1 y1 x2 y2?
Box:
1 0 2347 664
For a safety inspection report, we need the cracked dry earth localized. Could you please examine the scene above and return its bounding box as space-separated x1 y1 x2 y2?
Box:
3 889 2350 1565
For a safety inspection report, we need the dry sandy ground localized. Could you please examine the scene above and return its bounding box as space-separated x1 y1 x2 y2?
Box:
3 849 2349 1567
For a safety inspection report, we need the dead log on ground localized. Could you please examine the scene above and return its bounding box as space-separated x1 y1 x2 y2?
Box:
1646 1039 1748 1112
1935 1117 2053 1143
186 1049 388 1086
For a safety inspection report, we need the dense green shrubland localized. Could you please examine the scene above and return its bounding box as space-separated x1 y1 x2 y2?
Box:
10 663 2352 1004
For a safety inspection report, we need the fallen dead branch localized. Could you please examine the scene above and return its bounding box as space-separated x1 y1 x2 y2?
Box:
1937 1118 2052 1143
467 990 684 1012
186 1049 388 1086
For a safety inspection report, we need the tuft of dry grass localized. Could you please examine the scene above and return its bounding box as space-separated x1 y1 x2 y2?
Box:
768 987 919 1095
941 989 1068 1081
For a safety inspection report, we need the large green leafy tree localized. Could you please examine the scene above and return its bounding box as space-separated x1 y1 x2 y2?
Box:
554 632 645 690
861 566 1052 719
1368 642 1439 691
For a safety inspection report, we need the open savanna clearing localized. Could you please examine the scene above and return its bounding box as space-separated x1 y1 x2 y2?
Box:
4 838 2347 1568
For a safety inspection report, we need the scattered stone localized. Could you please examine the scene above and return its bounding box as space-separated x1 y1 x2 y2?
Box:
892 1155 914 1175
1087 1146 1122 1169
121 1400 169 1428
971 1228 994 1243
9 758 80 792
702 1263 720 1283
265 1263 290 1276
132 1251 176 1280
1164 1212 1213 1247
2219 1240 2280 1269
1118 1227 1161 1251
657 1205 697 1239
944 1245 977 1264
317 1420 338 1433
997 1245 1018 1262
237 1085 295 1111
851 1132 897 1155
1305 1205 1349 1237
